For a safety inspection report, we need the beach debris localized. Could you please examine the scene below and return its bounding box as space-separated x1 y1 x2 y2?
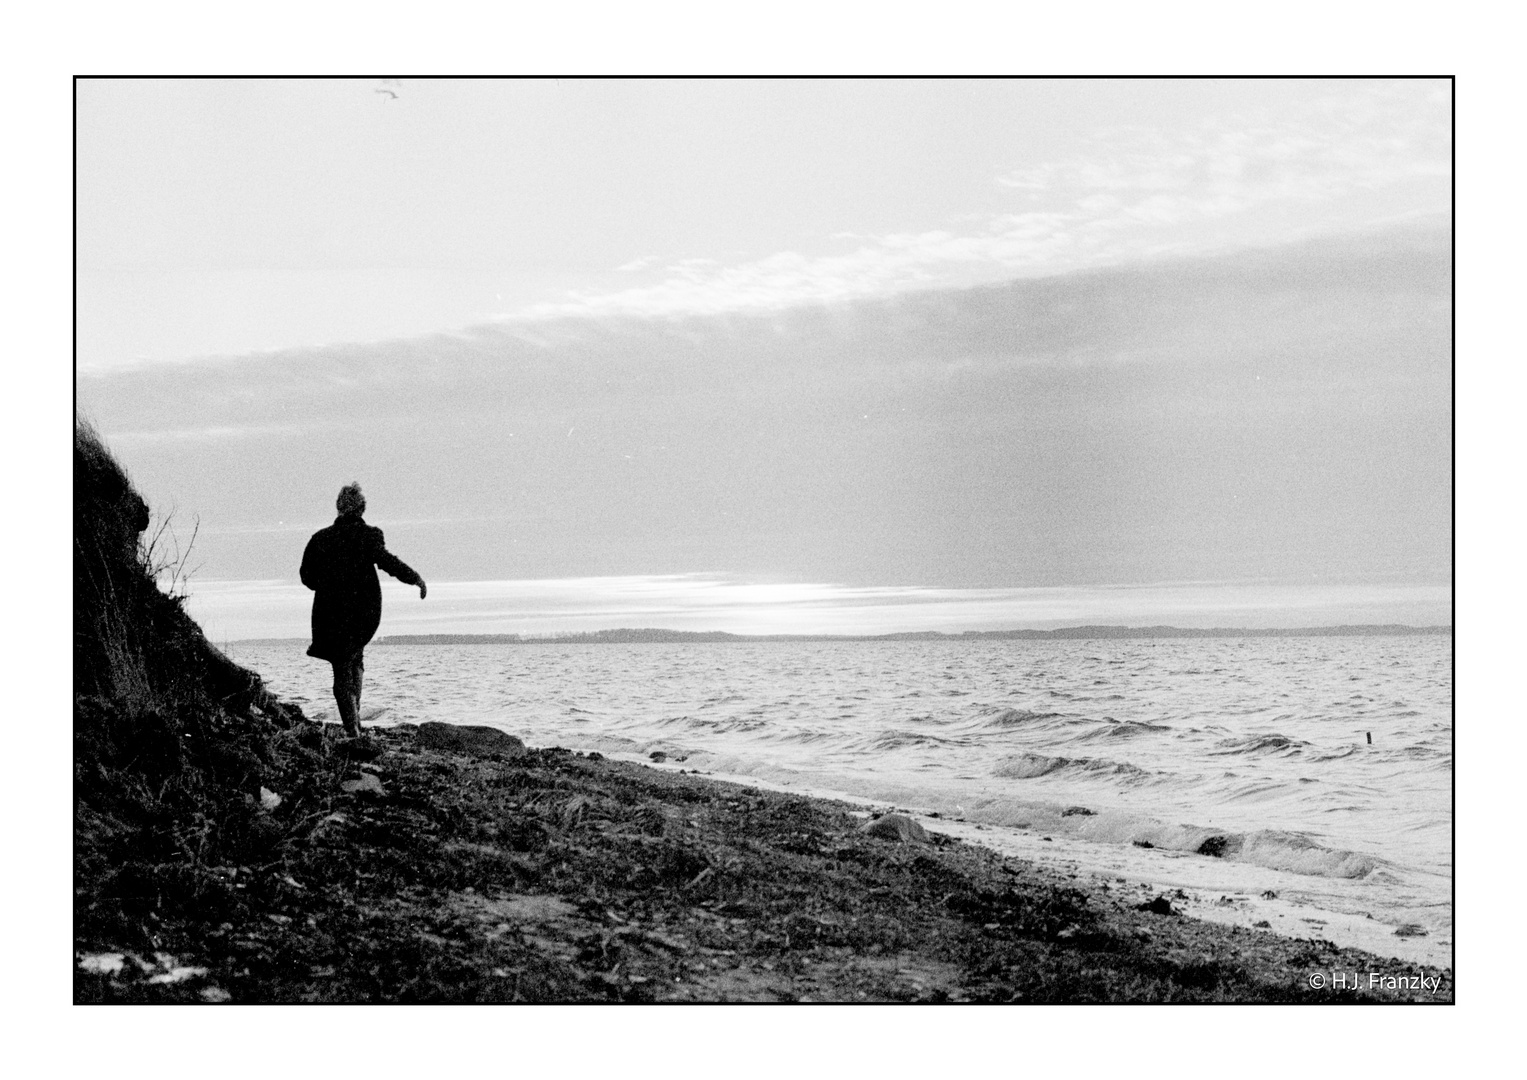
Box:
1253 920 1272 929
1131 840 1154 849
643 929 690 953
649 751 668 763
258 787 282 811
614 925 689 953
77 952 126 976
1136 895 1176 916
1041 837 1052 842
415 721 526 757
1196 835 1229 858
1394 923 1429 937
147 965 208 985
143 954 210 984
341 773 386 797
1260 889 1277 900
558 795 591 830
859 814 929 844
1060 806 1095 817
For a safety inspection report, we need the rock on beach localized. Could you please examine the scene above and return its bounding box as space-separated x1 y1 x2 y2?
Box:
414 722 527 757
860 813 930 843
340 773 386 796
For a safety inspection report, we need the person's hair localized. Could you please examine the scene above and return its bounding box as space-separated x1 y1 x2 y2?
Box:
336 483 366 516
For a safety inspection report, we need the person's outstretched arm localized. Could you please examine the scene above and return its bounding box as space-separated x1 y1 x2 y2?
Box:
371 528 427 598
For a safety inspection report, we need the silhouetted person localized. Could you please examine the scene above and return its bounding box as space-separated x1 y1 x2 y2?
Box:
300 483 426 735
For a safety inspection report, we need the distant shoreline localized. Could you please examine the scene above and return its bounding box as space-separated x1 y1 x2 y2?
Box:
226 623 1453 646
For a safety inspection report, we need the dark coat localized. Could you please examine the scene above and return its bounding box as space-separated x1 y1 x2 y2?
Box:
300 513 421 661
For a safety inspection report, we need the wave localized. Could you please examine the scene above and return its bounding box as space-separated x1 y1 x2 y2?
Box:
772 730 840 745
1076 821 1380 880
1239 830 1381 879
1071 719 1171 742
992 751 1147 782
704 716 770 733
963 800 1384 881
1211 733 1310 756
985 708 1063 728
1307 745 1358 762
872 730 957 751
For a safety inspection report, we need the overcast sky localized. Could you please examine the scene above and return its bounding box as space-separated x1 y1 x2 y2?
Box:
75 78 1451 638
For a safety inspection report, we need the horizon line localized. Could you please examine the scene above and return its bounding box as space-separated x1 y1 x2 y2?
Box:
225 622 1453 646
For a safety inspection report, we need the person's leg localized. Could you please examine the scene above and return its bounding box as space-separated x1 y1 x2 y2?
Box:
351 651 365 721
332 656 360 735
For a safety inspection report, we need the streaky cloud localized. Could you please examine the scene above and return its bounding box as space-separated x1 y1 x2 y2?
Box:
79 224 1450 595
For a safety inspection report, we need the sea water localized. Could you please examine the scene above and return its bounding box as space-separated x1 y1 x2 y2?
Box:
227 635 1452 964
